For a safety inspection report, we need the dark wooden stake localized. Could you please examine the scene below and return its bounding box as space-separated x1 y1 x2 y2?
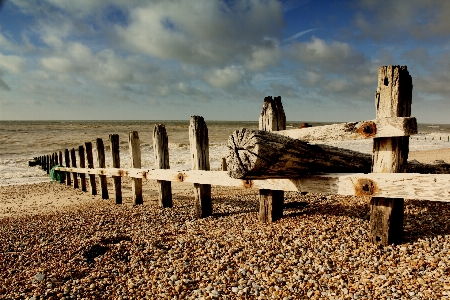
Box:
64 149 71 186
46 154 50 174
258 96 285 223
129 131 143 205
85 142 97 196
78 146 87 192
153 124 173 208
59 151 65 183
370 65 412 246
96 138 109 200
189 116 212 218
109 134 122 204
70 148 79 189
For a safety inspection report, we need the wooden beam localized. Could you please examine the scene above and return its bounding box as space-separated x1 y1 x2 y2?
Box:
53 167 450 202
153 124 172 208
277 117 417 141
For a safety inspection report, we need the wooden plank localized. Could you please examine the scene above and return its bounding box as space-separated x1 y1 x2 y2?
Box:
53 167 450 201
109 134 122 204
64 149 71 186
370 65 412 246
189 116 212 218
85 142 97 196
258 96 286 223
227 128 371 179
129 131 143 205
96 138 108 199
70 148 78 189
153 124 172 208
78 145 87 192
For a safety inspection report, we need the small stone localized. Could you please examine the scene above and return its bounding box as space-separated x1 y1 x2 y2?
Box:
232 287 239 293
34 273 45 282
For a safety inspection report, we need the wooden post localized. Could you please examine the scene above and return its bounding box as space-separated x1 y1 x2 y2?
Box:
46 155 50 174
258 96 285 223
85 142 97 196
64 149 71 186
54 152 58 166
78 146 87 192
370 66 412 246
70 148 79 189
153 124 173 208
96 138 109 199
129 131 143 205
221 157 227 171
109 134 122 204
189 116 212 218
58 151 65 183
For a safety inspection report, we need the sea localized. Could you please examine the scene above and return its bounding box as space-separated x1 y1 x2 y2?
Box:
1 120 450 187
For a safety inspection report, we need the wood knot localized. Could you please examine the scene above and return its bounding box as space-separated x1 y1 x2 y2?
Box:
242 180 253 189
176 173 185 182
357 121 376 138
355 178 378 196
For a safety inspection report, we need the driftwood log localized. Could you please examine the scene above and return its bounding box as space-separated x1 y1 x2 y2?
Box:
227 128 372 179
226 128 449 180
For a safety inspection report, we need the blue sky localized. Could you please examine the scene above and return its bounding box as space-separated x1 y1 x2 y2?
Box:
0 0 449 122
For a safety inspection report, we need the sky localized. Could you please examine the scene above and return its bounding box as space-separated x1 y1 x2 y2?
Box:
0 0 449 123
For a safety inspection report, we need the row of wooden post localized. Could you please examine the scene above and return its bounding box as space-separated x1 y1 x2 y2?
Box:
33 65 413 246
34 117 213 218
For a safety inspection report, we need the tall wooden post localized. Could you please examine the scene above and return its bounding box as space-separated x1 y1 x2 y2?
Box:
70 148 79 189
96 138 109 199
189 116 212 218
109 134 122 204
58 151 65 183
85 142 97 196
64 149 71 186
153 124 173 208
370 66 412 245
258 96 286 223
78 146 87 192
46 154 50 174
54 152 58 166
129 131 143 205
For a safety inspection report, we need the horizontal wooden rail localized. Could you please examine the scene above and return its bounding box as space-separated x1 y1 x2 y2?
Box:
277 117 417 141
54 167 450 201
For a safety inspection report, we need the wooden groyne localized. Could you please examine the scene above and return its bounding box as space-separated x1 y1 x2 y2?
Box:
31 66 450 246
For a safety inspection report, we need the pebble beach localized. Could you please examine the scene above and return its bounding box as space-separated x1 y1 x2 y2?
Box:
1 147 450 300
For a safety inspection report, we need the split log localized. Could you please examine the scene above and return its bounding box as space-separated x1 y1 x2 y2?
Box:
370 65 412 246
129 131 143 205
153 124 172 208
189 116 212 218
226 128 372 179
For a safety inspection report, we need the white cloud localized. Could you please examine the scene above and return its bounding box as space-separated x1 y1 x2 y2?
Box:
205 66 244 89
0 53 25 73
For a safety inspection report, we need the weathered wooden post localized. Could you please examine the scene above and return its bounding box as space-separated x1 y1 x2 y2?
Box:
85 142 97 196
189 116 212 218
70 148 79 189
109 134 122 204
129 131 143 205
370 66 412 245
64 149 71 186
221 157 227 171
58 151 65 183
54 152 58 166
153 124 173 208
258 96 285 223
46 154 50 174
96 138 108 199
78 146 87 192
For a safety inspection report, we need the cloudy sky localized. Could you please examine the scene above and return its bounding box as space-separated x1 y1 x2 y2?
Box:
0 0 449 122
